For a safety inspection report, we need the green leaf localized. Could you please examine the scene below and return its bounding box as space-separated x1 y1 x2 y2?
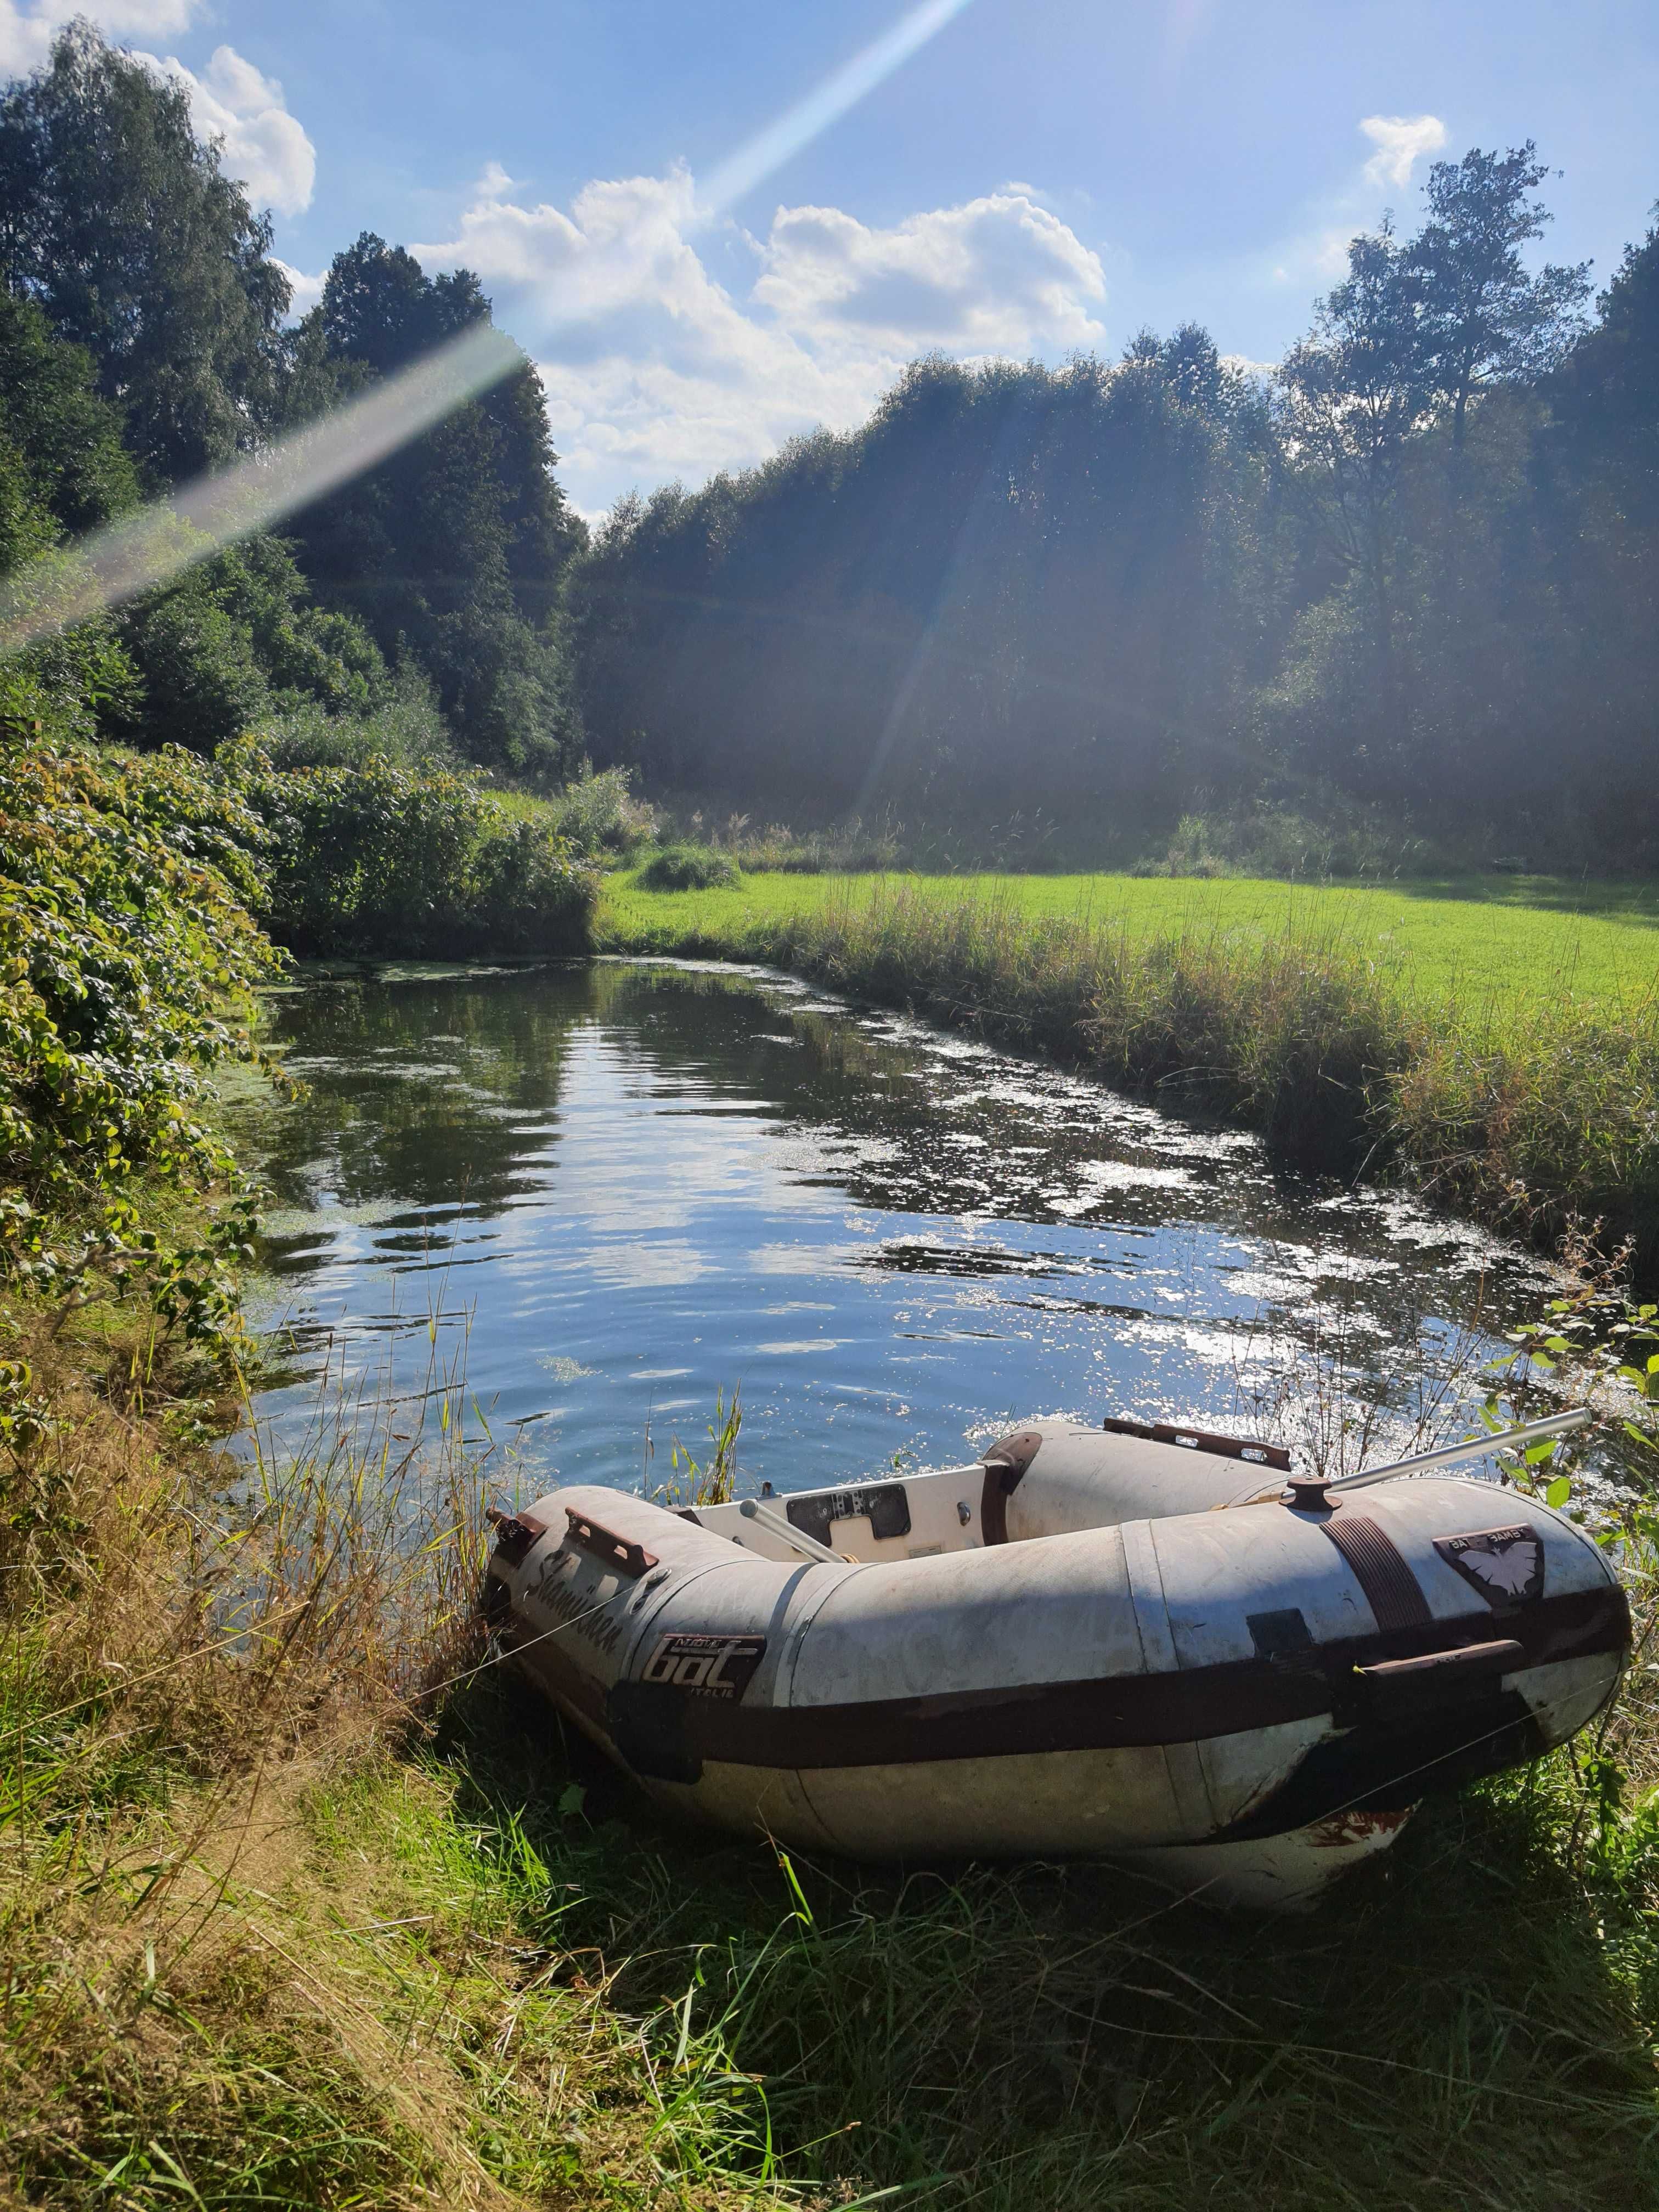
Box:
1545 1475 1572 1509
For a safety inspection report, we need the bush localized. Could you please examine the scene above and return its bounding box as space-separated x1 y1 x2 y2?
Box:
120 537 396 753
121 586 272 751
250 667 458 772
0 731 278 1332
240 749 596 958
537 762 658 858
638 841 741 891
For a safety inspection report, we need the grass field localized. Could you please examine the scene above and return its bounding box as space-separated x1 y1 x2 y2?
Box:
595 868 1659 1271
597 869 1659 1025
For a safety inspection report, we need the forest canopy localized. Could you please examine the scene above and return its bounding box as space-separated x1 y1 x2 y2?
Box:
574 151 1658 861
0 24 1655 862
0 25 585 782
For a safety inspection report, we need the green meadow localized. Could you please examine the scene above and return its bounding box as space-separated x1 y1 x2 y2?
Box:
599 870 1659 1025
596 868 1659 1268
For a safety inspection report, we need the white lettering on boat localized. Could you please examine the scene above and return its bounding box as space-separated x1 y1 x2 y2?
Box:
522 1548 627 1659
640 1632 767 1700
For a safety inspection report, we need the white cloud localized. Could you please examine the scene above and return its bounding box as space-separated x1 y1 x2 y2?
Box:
273 257 325 318
413 172 1108 517
0 0 198 74
757 193 1105 354
148 44 315 216
1359 113 1447 192
0 8 314 215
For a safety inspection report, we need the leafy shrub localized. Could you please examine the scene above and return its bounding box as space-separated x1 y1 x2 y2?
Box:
120 537 396 752
466 816 599 952
240 749 596 957
537 763 658 858
122 586 272 751
638 842 741 891
250 667 457 771
0 732 279 1336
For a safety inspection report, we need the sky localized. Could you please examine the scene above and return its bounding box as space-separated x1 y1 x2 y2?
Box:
2 1 1656 518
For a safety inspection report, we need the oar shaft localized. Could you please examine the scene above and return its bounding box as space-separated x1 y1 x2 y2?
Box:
1298 1407 1591 1504
738 1497 854 1562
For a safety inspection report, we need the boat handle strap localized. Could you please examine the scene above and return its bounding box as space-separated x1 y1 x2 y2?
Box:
565 1508 659 1579
1355 1638 1525 1683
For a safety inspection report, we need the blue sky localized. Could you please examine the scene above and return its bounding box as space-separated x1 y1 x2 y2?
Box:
4 1 1655 514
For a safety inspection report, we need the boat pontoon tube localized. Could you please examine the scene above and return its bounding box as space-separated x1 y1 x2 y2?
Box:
485 1418 1629 1908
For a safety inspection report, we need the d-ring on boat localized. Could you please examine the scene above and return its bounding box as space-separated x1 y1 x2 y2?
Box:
484 1409 1629 1908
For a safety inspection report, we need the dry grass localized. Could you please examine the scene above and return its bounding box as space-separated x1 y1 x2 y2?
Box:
4 1284 1659 2210
0 1326 783 2209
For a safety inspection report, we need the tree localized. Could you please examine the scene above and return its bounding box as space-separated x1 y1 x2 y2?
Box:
0 286 142 734
1409 143 1590 446
285 236 585 776
573 340 1276 821
0 288 139 537
1273 222 1435 687
1550 205 1659 518
0 24 290 483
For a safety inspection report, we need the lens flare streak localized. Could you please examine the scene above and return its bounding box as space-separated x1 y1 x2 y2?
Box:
0 0 978 660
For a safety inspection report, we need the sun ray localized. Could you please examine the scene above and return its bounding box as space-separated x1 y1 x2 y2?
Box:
697 0 976 223
1 0 978 662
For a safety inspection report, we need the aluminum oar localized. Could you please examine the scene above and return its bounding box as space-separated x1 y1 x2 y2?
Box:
738 1496 856 1562
1283 1407 1592 1510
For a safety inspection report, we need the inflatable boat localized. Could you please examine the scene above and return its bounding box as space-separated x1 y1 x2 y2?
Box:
484 1412 1629 1908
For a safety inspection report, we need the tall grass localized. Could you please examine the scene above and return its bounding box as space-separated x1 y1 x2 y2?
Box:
606 874 1659 1269
5 1269 1659 2207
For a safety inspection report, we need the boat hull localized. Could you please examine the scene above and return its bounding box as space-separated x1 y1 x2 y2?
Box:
487 1424 1628 1908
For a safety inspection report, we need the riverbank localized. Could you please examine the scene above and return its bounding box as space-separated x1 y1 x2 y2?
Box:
596 870 1659 1269
5 760 1659 2207
599 867 1659 1017
7 1265 1659 2210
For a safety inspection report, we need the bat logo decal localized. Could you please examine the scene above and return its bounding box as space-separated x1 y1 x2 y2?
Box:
1434 1525 1545 1609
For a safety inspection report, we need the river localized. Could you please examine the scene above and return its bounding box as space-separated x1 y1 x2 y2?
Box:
227 957 1558 1498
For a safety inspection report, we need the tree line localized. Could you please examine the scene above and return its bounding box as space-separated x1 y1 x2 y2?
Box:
0 24 584 779
1 24 1655 862
577 156 1658 861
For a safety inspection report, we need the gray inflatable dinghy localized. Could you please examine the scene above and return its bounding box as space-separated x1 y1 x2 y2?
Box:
484 1412 1627 1908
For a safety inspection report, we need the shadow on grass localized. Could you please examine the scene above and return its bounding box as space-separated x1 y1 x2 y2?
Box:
1383 873 1659 923
431 1669 1659 2212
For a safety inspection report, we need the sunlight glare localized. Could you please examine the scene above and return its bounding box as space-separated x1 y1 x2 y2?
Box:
1 0 976 662
697 0 976 222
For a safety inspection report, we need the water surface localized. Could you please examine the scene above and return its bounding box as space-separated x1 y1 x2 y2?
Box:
231 958 1556 1496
